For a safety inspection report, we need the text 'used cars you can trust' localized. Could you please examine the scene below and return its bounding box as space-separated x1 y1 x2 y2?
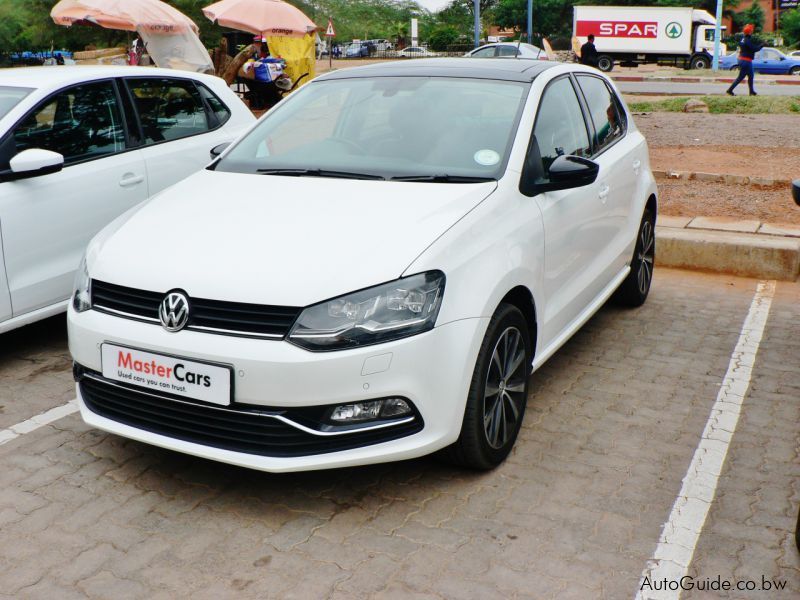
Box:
68 58 658 472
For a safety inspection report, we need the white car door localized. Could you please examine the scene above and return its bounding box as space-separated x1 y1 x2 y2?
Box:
575 74 640 280
526 75 607 345
0 80 148 317
123 76 242 196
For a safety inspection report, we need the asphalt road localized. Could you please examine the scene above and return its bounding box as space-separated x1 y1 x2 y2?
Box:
618 80 800 96
1 268 799 599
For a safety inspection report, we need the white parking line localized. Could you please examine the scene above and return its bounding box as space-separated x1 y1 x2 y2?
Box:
0 399 79 446
635 280 776 600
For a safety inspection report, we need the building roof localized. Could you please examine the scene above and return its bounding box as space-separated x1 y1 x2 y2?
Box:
317 58 558 83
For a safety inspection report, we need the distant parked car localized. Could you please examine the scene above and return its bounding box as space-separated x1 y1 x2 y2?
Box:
345 41 375 58
0 66 254 334
789 50 800 58
398 46 439 58
367 39 393 52
719 48 800 75
465 42 548 60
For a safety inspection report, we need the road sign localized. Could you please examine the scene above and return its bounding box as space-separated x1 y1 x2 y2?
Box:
325 19 335 37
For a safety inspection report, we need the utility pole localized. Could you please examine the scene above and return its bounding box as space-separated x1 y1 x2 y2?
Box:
474 0 480 48
527 0 533 44
712 0 723 71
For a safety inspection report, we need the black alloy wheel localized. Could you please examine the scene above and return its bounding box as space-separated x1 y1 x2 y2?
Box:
614 208 655 307
443 303 531 469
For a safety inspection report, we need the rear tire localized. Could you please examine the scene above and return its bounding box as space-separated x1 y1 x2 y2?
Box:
790 66 800 76
614 208 655 307
690 55 710 69
597 55 614 72
443 304 531 470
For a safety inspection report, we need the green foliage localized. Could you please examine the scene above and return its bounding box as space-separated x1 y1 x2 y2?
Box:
628 95 800 114
494 0 571 37
428 26 460 50
732 1 764 33
782 9 800 47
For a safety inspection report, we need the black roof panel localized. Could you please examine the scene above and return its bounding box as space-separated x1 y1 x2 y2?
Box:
316 58 559 83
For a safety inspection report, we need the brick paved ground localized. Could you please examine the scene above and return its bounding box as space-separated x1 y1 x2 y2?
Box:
0 268 798 599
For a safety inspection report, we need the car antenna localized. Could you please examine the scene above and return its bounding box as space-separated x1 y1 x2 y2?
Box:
516 35 522 59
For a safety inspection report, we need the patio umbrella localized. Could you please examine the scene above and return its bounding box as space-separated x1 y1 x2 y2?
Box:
51 0 199 34
202 0 316 38
51 0 213 73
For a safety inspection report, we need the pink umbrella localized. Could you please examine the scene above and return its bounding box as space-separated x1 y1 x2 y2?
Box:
51 0 199 35
203 0 316 38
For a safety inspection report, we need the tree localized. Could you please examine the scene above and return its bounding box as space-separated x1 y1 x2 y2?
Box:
428 25 460 50
732 0 765 33
782 9 800 47
494 0 572 38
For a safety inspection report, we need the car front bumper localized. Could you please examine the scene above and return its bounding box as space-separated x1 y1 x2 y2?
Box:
68 306 488 472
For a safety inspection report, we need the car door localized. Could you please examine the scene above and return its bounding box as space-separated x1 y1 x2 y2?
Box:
574 74 641 282
754 49 777 74
524 75 606 344
123 77 234 197
0 80 148 317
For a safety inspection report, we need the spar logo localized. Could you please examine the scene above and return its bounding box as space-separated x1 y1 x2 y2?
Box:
665 22 683 38
576 20 658 38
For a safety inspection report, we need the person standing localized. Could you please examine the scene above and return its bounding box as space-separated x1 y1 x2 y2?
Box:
580 34 599 68
726 24 764 96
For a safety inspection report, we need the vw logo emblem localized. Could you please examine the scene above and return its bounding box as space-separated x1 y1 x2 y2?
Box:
159 291 190 332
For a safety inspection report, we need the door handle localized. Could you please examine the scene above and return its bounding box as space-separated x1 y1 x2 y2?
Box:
598 184 610 201
632 159 641 173
119 174 144 188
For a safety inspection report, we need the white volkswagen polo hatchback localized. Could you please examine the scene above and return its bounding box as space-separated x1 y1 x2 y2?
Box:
68 59 657 472
0 66 254 334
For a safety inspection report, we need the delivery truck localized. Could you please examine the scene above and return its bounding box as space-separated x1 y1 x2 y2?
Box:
573 6 725 71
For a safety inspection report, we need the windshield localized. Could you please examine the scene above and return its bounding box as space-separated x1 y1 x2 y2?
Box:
0 86 32 121
216 76 529 180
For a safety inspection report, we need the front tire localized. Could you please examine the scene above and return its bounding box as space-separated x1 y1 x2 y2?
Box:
614 208 655 307
790 66 800 76
690 55 710 69
597 55 614 72
443 304 531 470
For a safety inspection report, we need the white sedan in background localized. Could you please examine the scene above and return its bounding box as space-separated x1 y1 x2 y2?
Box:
0 66 254 334
465 42 548 60
69 59 657 473
398 46 440 57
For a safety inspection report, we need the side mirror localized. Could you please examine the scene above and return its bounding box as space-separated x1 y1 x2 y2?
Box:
792 179 800 206
210 142 231 160
533 155 600 194
6 149 64 180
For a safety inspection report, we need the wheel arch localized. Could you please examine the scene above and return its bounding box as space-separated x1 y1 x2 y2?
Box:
498 285 538 359
646 192 657 220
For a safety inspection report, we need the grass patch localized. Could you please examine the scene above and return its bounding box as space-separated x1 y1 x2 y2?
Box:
628 95 800 114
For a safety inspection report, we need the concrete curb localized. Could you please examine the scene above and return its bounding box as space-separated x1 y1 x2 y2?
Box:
652 169 791 187
656 226 800 281
613 74 800 86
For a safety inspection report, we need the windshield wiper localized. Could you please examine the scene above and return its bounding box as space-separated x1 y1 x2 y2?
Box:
256 168 385 180
390 174 496 183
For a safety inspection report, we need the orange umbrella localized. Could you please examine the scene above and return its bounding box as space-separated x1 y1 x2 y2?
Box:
51 0 199 35
203 0 316 38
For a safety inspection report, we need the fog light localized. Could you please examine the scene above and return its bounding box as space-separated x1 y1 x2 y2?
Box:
329 398 412 423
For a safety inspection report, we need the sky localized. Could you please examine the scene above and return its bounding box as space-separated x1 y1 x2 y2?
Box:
416 0 451 11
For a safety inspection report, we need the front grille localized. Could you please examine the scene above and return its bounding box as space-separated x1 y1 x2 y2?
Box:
78 372 422 458
91 280 301 339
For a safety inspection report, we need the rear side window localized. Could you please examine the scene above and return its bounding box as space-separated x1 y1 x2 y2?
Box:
196 83 231 127
471 47 496 57
496 45 519 57
126 78 209 144
530 76 591 177
13 81 124 165
576 75 626 153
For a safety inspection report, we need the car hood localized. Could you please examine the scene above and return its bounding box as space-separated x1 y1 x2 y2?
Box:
89 169 496 306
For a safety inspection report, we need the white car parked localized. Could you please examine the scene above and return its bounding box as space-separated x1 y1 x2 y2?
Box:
398 46 439 57
68 59 657 473
465 42 548 60
0 66 254 334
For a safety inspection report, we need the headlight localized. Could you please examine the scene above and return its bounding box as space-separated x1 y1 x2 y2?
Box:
72 255 91 313
288 271 445 351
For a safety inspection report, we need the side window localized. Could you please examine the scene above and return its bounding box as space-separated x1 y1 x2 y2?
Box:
13 81 124 165
496 45 519 57
576 75 626 153
471 47 496 58
196 82 231 127
126 78 209 144
529 77 591 180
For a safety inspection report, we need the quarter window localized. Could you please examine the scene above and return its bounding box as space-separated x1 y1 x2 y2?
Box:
126 78 209 144
197 83 231 126
576 75 626 153
13 82 124 164
529 77 591 180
